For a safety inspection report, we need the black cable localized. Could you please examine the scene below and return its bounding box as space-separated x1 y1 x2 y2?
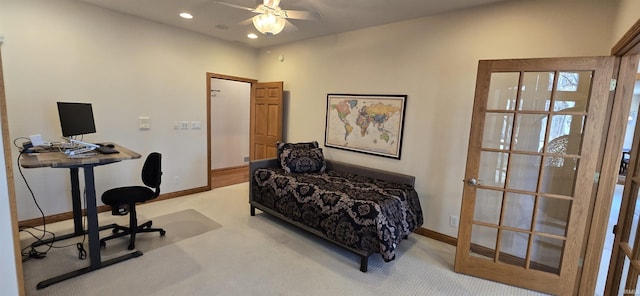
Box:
16 139 88 261
13 136 30 149
76 243 86 260
16 149 53 261
76 188 88 260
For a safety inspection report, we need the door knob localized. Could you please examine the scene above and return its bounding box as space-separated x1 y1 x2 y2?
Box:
467 178 482 186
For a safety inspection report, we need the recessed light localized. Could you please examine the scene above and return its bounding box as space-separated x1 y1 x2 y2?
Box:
247 33 258 39
179 12 193 19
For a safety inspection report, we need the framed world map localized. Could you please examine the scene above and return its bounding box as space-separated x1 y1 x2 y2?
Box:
324 94 407 159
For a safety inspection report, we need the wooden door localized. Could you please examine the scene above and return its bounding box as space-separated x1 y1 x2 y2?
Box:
605 59 640 295
455 57 615 295
250 81 283 160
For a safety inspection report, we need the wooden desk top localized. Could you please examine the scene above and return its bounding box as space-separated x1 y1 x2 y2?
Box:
20 143 142 169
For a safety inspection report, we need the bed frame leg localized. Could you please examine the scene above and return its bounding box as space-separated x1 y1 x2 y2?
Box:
250 205 256 216
360 256 368 272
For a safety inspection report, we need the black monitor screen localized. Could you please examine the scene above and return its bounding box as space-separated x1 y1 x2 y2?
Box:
57 102 96 137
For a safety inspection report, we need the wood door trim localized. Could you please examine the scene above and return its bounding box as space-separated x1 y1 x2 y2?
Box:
206 73 257 191
579 19 640 295
612 18 640 56
0 49 25 295
579 55 637 295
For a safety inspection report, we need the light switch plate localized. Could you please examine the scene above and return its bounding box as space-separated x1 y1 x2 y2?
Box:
138 116 150 130
191 121 201 129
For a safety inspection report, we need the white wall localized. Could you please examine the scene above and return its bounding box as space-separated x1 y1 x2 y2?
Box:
257 0 619 237
210 78 250 169
0 0 258 220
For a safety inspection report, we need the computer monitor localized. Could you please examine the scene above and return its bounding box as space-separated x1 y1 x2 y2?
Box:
57 102 96 138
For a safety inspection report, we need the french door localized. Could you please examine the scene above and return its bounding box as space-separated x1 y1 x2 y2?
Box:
605 54 640 295
455 57 615 295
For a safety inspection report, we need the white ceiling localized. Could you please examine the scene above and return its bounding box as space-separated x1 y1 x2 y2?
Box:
76 0 510 48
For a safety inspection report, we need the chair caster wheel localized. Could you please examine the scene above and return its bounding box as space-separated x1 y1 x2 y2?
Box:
160 230 166 236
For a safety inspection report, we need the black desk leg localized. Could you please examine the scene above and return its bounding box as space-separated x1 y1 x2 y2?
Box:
70 168 83 235
83 166 101 267
28 167 117 248
36 165 143 289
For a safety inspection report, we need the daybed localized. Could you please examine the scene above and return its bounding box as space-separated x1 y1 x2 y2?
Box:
249 143 423 272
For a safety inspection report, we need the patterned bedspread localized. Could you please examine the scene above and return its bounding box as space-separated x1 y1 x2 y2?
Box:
252 167 423 262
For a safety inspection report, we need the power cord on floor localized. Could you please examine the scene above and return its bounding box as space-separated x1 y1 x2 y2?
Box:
77 243 86 260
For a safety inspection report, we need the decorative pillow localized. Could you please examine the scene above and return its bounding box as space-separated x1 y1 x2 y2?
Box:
276 141 319 161
280 147 326 174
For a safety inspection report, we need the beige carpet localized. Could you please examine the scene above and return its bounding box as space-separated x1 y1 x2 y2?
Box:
20 183 548 296
21 209 221 295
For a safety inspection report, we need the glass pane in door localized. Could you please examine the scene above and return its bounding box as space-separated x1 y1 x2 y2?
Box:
519 72 553 111
507 153 541 192
547 115 585 156
552 71 592 113
483 113 513 150
487 73 519 110
499 230 529 268
470 225 498 260
478 151 508 188
513 114 547 152
502 193 535 230
473 189 502 225
534 196 570 237
540 156 578 196
530 235 564 274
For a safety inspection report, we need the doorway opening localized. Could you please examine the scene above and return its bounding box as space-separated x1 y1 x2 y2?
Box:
207 73 256 189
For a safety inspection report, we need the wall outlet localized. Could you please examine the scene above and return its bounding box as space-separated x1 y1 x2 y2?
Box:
449 215 459 227
243 156 250 162
180 121 189 129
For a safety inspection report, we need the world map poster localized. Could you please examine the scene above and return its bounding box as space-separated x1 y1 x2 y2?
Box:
325 94 407 159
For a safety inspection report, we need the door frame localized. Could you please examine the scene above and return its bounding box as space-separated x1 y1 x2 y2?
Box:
206 73 257 190
578 18 640 295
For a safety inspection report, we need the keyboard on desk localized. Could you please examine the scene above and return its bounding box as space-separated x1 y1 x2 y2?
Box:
96 145 119 154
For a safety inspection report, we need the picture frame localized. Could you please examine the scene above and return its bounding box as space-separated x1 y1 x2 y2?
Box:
324 93 407 159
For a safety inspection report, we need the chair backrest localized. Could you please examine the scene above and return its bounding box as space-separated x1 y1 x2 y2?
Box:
141 152 162 197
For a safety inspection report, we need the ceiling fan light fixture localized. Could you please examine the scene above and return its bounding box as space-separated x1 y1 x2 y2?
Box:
252 14 285 36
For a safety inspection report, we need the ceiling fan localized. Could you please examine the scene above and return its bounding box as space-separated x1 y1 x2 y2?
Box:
216 0 319 36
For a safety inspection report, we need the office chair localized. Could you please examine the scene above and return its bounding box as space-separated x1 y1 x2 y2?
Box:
100 152 166 250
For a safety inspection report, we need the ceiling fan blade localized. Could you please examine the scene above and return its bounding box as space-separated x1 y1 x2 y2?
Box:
284 10 320 21
283 19 298 32
215 1 258 13
239 17 254 26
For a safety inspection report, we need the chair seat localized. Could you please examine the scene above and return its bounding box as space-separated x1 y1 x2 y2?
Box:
102 186 156 205
100 152 163 250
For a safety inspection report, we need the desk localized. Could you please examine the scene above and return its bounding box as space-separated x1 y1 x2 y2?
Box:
20 143 142 289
